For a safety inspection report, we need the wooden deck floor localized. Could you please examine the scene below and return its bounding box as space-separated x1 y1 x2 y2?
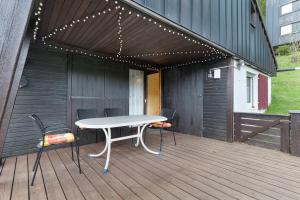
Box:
1 132 300 200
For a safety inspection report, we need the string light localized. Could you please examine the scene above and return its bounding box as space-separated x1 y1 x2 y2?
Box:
35 0 228 70
117 11 123 57
33 1 44 40
122 50 218 58
42 40 159 71
163 55 227 70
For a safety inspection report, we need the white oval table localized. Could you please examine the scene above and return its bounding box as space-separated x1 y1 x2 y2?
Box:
75 115 167 173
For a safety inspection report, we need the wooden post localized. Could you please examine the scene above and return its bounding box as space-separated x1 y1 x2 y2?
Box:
289 110 300 156
234 113 241 141
280 123 290 153
0 0 33 160
226 65 234 142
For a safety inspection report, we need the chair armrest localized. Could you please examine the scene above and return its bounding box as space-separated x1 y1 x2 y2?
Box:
45 128 72 134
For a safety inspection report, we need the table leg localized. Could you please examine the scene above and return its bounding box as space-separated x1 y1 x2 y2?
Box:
103 128 112 173
88 128 109 158
135 126 140 147
140 123 160 155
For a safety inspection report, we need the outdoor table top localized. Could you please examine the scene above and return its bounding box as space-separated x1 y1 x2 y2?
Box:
75 115 167 129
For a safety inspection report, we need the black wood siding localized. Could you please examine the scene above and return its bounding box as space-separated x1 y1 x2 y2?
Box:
162 59 233 139
69 55 129 142
134 0 276 75
203 60 232 141
4 46 131 156
3 46 68 157
163 65 204 136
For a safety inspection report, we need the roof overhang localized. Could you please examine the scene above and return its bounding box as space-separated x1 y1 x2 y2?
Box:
32 0 229 71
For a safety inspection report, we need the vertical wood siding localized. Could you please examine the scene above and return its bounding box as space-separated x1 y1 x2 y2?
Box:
163 65 204 136
3 47 68 157
163 59 233 139
134 0 276 75
203 60 232 141
3 46 130 156
69 55 129 141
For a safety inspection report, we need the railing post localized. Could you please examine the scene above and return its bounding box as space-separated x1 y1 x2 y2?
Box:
289 110 300 156
280 124 290 153
234 113 241 141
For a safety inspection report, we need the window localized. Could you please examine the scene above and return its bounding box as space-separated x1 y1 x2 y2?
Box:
281 3 293 15
281 24 292 35
246 75 254 104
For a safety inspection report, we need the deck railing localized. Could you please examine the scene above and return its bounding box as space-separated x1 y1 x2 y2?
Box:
234 111 300 156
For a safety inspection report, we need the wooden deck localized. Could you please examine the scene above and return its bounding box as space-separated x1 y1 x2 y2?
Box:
1 132 300 200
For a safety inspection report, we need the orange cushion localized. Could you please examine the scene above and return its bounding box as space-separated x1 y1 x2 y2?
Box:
150 122 172 128
38 133 75 148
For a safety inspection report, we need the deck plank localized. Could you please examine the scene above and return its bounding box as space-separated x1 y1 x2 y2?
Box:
61 146 138 200
0 157 16 200
28 153 47 200
67 148 122 200
83 145 177 200
2 133 300 200
40 153 66 200
161 138 300 191
47 150 85 200
163 134 300 186
56 149 104 200
79 145 158 200
11 155 29 200
100 144 258 200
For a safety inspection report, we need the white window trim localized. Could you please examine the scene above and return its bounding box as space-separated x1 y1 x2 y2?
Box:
281 24 293 36
281 3 293 15
246 73 255 108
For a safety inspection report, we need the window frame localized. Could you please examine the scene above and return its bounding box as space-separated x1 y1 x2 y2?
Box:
281 2 293 15
246 73 255 107
281 24 293 36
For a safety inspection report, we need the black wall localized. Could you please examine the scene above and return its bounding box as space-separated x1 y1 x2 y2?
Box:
163 59 233 140
3 45 130 156
69 55 129 142
203 60 233 141
134 0 276 76
3 46 68 156
163 65 204 136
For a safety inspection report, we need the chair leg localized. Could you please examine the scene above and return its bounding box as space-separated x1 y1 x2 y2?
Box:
32 149 42 171
172 126 176 146
31 150 43 186
160 128 163 151
71 142 74 161
75 132 81 174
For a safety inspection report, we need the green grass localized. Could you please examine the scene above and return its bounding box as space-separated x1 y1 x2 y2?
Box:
266 53 300 114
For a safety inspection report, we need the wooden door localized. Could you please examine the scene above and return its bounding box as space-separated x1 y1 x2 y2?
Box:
147 72 161 115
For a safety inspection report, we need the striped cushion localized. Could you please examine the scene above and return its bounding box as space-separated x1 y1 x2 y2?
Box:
150 122 172 128
38 133 75 148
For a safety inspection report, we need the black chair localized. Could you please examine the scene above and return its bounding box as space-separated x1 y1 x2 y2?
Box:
145 108 177 151
29 114 81 186
104 108 122 117
77 109 100 143
104 108 123 137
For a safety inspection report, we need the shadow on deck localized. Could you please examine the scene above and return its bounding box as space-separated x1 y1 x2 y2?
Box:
1 132 300 200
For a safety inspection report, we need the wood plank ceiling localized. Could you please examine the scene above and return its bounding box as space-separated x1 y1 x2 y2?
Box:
33 0 228 70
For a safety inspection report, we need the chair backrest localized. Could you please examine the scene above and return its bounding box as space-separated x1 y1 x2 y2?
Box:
104 108 122 117
29 114 46 134
161 108 176 121
77 109 98 120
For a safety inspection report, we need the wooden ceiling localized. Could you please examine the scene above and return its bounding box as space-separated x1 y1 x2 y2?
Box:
34 0 228 69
